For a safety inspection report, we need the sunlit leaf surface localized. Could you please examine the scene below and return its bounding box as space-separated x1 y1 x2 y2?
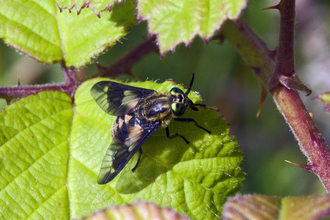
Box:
0 79 244 219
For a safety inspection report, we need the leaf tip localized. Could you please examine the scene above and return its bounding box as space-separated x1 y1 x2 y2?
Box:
314 93 330 112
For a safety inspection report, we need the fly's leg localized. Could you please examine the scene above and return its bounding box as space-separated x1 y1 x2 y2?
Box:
165 127 189 144
194 104 206 107
174 118 211 134
131 148 142 172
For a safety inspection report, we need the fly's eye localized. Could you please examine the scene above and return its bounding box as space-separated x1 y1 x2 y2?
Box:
171 103 185 116
170 87 184 95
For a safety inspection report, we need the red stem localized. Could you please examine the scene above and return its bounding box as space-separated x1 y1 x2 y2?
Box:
91 36 158 79
272 0 330 191
221 0 330 192
276 0 295 77
0 36 158 101
0 65 80 101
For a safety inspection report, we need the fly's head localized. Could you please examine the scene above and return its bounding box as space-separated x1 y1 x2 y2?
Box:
170 74 199 117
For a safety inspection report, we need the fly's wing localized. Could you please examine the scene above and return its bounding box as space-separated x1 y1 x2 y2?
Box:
91 81 156 116
98 117 161 184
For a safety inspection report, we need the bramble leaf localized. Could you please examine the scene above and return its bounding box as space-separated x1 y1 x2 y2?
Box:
222 194 330 220
0 79 244 219
138 0 247 54
78 201 190 220
57 0 247 55
0 0 136 68
0 91 72 220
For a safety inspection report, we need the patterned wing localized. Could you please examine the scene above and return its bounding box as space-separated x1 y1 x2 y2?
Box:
91 81 156 116
98 114 161 184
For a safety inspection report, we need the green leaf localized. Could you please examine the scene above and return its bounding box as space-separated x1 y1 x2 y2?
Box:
316 92 330 112
223 194 330 220
0 79 244 219
281 195 330 220
138 0 247 54
0 0 136 68
0 91 72 220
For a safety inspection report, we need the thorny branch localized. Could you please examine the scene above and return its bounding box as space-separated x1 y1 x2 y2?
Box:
90 36 158 79
221 0 330 192
0 65 79 102
1 0 329 193
0 37 158 102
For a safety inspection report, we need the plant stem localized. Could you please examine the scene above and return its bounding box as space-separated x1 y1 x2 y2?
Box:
221 0 330 192
91 36 158 79
0 65 79 101
0 36 158 101
276 0 295 77
273 0 330 191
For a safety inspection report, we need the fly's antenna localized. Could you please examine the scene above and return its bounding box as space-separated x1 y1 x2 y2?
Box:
184 73 195 96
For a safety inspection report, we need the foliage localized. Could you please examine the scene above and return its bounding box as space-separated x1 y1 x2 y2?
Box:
1 0 330 219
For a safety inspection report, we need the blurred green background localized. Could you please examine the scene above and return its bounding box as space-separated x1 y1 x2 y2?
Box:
1 0 329 196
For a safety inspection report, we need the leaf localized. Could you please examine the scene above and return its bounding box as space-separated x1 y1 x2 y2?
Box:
222 194 330 220
79 201 190 220
0 79 244 220
137 0 247 54
315 92 330 112
222 195 281 220
281 195 330 220
0 91 72 220
0 0 136 68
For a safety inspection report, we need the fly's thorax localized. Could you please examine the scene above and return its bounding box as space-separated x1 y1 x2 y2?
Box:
137 92 174 124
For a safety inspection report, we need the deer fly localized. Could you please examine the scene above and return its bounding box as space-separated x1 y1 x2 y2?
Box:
90 74 211 184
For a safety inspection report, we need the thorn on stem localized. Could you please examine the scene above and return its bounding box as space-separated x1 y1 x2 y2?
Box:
261 47 278 59
278 74 312 96
256 86 268 117
17 76 21 86
243 63 261 75
125 70 135 78
262 4 281 11
95 63 106 71
285 160 313 171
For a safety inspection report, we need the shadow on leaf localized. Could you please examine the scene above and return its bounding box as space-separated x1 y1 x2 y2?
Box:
115 109 229 194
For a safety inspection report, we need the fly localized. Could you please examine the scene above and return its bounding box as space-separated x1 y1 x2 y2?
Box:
90 73 211 184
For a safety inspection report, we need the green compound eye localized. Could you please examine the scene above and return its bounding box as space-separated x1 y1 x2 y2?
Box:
171 102 185 116
170 87 184 95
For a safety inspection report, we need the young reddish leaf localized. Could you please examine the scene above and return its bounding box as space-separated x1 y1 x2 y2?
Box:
223 194 330 220
79 202 190 220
